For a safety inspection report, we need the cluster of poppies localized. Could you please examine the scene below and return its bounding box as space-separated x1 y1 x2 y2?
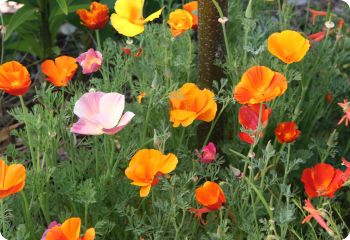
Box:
0 0 350 238
234 30 308 145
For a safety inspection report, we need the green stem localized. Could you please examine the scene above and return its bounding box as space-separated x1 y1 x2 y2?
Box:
211 0 230 58
277 0 284 30
95 30 101 51
19 96 36 171
0 199 5 234
141 92 154 145
0 13 4 64
244 176 273 219
320 130 336 163
243 0 253 67
84 202 89 227
39 0 52 58
202 98 229 148
21 192 36 239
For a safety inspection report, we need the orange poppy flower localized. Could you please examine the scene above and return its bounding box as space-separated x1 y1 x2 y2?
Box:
183 1 198 30
0 159 26 199
169 83 217 127
45 217 95 240
190 181 226 224
76 2 109 30
267 30 310 64
168 9 193 37
195 181 226 210
41 56 78 87
0 61 31 96
301 159 350 199
274 121 301 144
233 66 287 104
125 149 178 197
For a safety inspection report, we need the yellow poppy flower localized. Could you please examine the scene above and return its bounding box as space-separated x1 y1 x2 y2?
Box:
111 0 163 37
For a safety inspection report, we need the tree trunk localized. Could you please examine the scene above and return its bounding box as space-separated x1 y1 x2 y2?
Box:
197 0 228 146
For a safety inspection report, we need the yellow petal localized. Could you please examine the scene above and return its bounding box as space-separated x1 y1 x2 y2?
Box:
114 0 143 19
157 153 178 174
140 185 151 197
144 8 164 22
111 13 145 37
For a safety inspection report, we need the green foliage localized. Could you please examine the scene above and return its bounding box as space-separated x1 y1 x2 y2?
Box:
1 0 350 239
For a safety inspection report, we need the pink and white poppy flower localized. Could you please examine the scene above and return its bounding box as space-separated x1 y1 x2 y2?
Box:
71 92 135 135
76 48 103 74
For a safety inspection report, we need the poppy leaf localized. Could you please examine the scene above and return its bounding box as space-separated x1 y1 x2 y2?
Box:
55 0 68 15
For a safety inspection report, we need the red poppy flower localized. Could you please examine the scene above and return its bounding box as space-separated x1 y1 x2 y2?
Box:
301 159 350 198
76 2 109 30
274 121 300 144
238 104 271 144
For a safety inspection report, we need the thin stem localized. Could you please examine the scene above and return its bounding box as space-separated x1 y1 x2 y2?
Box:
19 96 36 170
0 199 5 234
211 0 230 58
95 30 101 51
244 176 273 219
202 98 229 148
84 202 89 227
141 91 154 145
0 12 4 64
243 0 253 67
277 0 284 30
39 0 52 58
21 191 36 239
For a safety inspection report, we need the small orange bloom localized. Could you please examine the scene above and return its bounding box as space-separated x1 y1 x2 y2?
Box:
268 30 310 64
45 217 95 240
0 159 26 199
137 92 146 103
301 159 350 199
168 9 193 37
41 56 78 87
234 66 287 104
274 121 301 143
125 149 178 197
76 2 109 30
169 83 217 127
0 61 31 96
190 181 226 224
195 181 226 210
183 1 198 30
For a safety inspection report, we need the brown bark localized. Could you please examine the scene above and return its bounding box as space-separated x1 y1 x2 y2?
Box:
197 0 228 146
198 0 228 89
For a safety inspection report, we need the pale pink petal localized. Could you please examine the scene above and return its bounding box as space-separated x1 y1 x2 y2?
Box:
103 111 135 135
77 48 103 74
71 119 103 135
73 92 104 120
96 93 125 129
